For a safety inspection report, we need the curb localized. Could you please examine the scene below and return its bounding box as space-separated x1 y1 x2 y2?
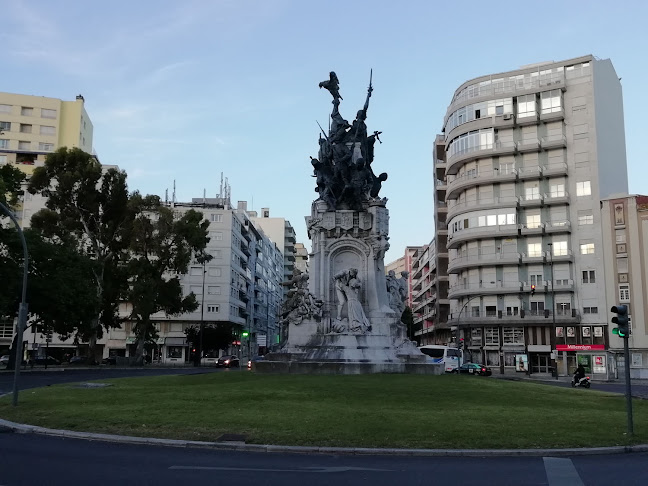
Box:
1 417 647 457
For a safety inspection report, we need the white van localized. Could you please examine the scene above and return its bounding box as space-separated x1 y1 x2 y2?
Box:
418 345 462 372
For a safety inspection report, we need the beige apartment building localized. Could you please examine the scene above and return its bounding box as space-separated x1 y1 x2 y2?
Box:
435 55 628 377
602 195 648 379
0 91 93 228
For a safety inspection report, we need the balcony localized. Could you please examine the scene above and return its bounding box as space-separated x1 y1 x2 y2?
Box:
542 162 568 177
540 108 565 123
447 251 521 274
547 249 574 263
447 223 519 250
446 168 517 199
520 223 544 235
517 165 542 181
519 194 544 208
521 252 545 264
446 141 517 175
448 281 523 299
240 241 251 256
517 139 540 153
516 112 539 127
239 289 249 302
548 278 575 292
446 195 518 221
544 191 570 206
541 135 567 150
544 220 571 234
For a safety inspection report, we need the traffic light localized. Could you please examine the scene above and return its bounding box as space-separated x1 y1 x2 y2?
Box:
242 331 249 338
530 285 536 296
611 305 629 337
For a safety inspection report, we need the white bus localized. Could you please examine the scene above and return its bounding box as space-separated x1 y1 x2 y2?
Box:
418 345 462 372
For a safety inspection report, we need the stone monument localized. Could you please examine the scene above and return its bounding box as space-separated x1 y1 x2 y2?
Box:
256 72 440 374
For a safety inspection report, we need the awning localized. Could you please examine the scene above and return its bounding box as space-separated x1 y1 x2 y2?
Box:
165 337 187 346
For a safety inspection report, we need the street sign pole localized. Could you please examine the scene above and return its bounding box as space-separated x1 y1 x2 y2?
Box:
623 334 634 436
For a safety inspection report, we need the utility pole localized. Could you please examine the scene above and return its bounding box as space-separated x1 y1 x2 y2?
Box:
548 242 558 379
198 261 206 367
0 201 30 407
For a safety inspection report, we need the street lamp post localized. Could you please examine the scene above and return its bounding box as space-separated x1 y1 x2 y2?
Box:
455 294 481 365
547 242 558 379
0 201 29 407
197 261 206 367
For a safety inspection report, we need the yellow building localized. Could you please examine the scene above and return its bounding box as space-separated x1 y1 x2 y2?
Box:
0 91 94 226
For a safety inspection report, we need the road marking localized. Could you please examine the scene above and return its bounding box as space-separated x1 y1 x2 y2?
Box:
169 465 392 473
543 457 584 486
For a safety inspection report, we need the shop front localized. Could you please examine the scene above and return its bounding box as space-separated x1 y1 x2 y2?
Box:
556 344 608 380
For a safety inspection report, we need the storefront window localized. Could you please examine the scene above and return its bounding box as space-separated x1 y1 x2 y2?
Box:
167 346 183 359
503 327 524 345
485 327 499 345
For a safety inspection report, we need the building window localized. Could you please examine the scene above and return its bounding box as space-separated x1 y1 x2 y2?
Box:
167 346 183 359
530 301 545 315
206 305 219 313
540 89 562 114
38 142 54 151
619 285 630 302
41 108 57 119
527 243 542 257
499 162 514 174
583 307 598 314
525 186 540 200
557 303 571 315
207 286 221 295
506 306 519 316
0 121 11 131
0 140 8 149
517 94 536 118
580 243 595 255
576 181 591 196
40 125 56 135
549 183 565 198
189 266 203 276
211 249 222 259
0 155 6 164
20 107 33 116
503 327 524 344
19 124 32 133
526 214 541 229
582 270 596 283
578 214 593 225
0 104 11 114
485 327 499 345
18 141 30 150
552 241 568 256
485 306 497 317
529 274 543 286
207 267 222 277
210 231 223 241
471 328 482 345
189 285 202 295
210 214 223 223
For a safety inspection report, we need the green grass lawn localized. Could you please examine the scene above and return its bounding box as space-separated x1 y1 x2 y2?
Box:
0 373 646 449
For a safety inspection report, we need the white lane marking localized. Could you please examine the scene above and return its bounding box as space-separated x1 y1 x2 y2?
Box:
543 457 585 486
169 465 392 473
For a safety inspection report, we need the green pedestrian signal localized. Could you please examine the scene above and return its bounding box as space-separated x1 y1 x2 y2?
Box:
242 331 249 338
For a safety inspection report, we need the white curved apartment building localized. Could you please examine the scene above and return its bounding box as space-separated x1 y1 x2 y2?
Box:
435 55 628 377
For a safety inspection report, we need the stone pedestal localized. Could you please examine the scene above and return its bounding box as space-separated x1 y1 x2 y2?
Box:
255 200 440 375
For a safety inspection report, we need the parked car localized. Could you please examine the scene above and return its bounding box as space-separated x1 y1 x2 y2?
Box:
454 363 492 376
102 356 117 365
217 355 240 368
69 356 91 365
28 355 61 366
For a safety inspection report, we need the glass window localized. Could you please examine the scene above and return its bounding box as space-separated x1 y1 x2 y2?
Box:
39 125 56 135
0 140 9 149
487 215 496 226
19 124 32 133
530 301 545 314
527 214 541 228
549 183 565 198
578 214 593 225
525 187 540 200
206 305 219 313
503 327 524 344
210 231 223 241
0 121 10 131
517 95 536 118
18 141 30 150
485 327 499 345
167 346 183 359
576 181 591 196
189 285 202 295
21 107 33 116
189 266 203 276
527 243 542 257
0 155 6 164
210 214 223 222
580 243 595 255
557 303 571 315
38 142 54 151
540 89 562 114
553 241 568 256
582 270 595 283
506 213 516 225
0 104 11 114
41 108 57 119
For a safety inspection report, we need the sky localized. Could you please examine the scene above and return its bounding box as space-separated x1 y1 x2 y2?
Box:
1 0 647 262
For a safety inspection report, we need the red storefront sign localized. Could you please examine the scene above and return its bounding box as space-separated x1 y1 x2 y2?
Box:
555 344 605 351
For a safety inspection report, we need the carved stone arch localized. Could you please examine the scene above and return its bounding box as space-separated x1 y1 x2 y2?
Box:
326 239 371 314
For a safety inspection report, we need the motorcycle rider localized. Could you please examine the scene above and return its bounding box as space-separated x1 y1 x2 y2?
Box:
573 363 586 385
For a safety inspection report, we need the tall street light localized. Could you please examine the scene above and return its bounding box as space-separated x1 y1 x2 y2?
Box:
455 294 481 365
547 242 558 379
0 201 29 406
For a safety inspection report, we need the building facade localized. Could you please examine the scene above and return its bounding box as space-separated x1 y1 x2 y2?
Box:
0 92 93 228
602 195 648 379
294 242 309 274
436 55 628 376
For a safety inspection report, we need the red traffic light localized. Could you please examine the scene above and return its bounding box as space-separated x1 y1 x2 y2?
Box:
531 285 536 290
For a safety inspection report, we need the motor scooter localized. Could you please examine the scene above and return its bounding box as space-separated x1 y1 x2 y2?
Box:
571 375 591 388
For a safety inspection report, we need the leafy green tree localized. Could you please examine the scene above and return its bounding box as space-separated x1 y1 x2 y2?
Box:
125 195 211 362
0 164 26 207
185 323 237 362
28 147 132 360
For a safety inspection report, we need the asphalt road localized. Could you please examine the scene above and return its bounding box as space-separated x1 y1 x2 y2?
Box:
0 366 226 395
0 432 647 486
